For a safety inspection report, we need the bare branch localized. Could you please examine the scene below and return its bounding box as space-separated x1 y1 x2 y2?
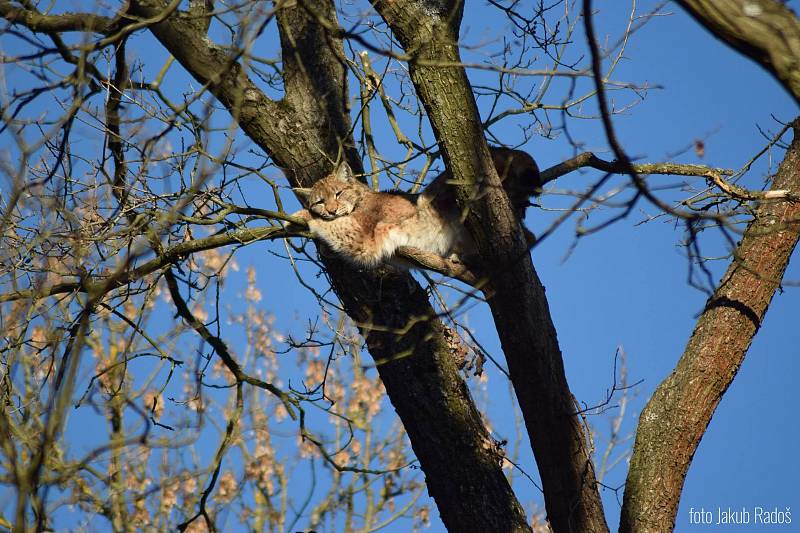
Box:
620 120 800 532
540 151 736 183
164 269 298 419
395 247 480 286
0 1 117 33
0 224 295 303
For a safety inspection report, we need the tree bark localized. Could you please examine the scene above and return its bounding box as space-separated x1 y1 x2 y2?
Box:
620 120 800 532
677 0 800 104
126 0 531 530
370 1 608 531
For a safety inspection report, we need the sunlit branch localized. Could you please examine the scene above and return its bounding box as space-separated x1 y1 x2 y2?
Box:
164 269 298 419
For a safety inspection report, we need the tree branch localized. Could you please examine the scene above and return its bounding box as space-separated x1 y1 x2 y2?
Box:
0 1 117 33
540 151 735 183
371 1 608 531
677 0 800 104
164 269 297 419
395 247 480 286
0 224 291 303
620 120 800 531
540 151 798 202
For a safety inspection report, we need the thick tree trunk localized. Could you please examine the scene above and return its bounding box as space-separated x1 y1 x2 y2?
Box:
677 0 800 104
331 262 532 532
620 120 800 531
128 0 531 530
370 2 608 531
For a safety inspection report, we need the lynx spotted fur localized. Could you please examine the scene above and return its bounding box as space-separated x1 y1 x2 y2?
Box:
291 147 540 268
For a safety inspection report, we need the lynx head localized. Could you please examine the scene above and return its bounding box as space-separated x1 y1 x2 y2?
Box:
293 163 368 220
490 147 541 219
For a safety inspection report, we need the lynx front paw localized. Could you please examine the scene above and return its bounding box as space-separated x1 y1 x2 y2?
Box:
285 209 313 233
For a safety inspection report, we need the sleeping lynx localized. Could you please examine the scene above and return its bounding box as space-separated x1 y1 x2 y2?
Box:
291 147 540 268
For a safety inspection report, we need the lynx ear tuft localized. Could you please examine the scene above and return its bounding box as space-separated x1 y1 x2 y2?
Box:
334 162 354 181
293 187 313 199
